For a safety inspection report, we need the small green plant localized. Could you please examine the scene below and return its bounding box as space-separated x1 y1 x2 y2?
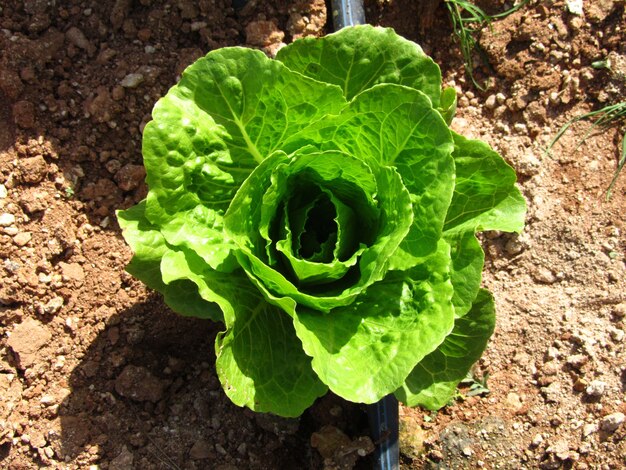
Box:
445 0 530 89
117 26 526 417
548 101 626 199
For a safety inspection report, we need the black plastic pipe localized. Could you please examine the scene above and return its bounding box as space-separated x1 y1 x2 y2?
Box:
235 0 399 467
367 394 400 470
329 2 401 469
331 0 366 29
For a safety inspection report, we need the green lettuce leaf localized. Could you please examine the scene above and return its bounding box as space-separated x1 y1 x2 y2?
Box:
444 132 527 317
396 288 496 409
277 24 442 106
293 241 454 403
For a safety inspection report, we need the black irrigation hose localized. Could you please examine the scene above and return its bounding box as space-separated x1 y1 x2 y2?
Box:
234 1 399 468
331 0 366 30
331 1 400 469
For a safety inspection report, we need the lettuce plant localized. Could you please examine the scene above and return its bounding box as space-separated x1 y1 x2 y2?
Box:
117 25 526 417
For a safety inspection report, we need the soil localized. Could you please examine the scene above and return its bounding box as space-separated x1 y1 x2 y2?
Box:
1 0 625 469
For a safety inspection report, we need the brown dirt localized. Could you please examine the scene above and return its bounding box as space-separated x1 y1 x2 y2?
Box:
1 0 625 468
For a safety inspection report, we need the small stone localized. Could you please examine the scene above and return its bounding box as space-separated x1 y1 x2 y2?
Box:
44 296 64 314
506 392 523 411
612 303 626 318
109 445 134 470
65 27 93 53
189 439 212 460
311 425 351 459
0 184 7 198
13 232 32 247
609 328 625 342
566 0 584 16
7 318 52 369
582 422 597 437
215 443 227 455
120 73 144 88
600 412 625 433
59 262 85 284
585 380 606 399
542 361 560 376
19 155 48 184
530 433 544 447
30 431 47 449
546 439 569 459
13 101 36 128
115 365 164 403
19 189 48 213
111 85 125 101
0 213 16 226
245 20 284 47
485 94 497 109
114 164 145 191
566 354 588 369
533 266 557 284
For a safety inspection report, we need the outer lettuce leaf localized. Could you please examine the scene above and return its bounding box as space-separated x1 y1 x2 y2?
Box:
396 288 496 409
293 241 454 403
117 202 223 322
444 132 526 235
443 132 527 317
276 25 442 107
175 47 346 165
158 246 326 416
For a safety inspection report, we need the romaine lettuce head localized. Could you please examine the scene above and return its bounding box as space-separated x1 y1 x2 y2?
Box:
117 25 526 417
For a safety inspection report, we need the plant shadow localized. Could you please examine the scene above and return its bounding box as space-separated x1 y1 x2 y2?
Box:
56 294 321 469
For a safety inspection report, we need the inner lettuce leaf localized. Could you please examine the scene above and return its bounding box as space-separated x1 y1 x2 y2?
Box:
117 25 526 417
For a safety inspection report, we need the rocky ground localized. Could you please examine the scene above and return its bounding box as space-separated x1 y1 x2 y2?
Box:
0 0 625 468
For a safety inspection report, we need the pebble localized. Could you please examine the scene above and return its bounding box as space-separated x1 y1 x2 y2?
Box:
533 266 557 284
566 0 584 16
485 95 497 109
600 412 625 433
0 184 7 198
114 164 145 191
19 155 48 184
566 354 588 369
613 303 626 319
59 262 85 284
245 20 284 47
120 73 144 88
609 327 624 342
189 439 212 460
65 27 93 52
7 318 51 369
114 365 164 403
581 422 597 437
0 213 16 226
109 445 134 470
530 433 543 447
585 380 606 399
13 101 36 128
44 296 64 314
13 232 32 246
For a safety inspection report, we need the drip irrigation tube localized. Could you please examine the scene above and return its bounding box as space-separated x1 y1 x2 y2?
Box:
233 1 400 467
367 394 400 470
330 2 401 469
331 0 366 30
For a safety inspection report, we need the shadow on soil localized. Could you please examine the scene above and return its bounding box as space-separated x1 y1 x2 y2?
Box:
57 295 370 469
